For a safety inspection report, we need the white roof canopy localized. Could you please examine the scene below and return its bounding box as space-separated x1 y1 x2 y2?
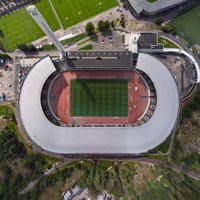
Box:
19 55 179 154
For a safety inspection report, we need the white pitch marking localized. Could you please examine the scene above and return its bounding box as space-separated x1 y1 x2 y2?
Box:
135 86 138 91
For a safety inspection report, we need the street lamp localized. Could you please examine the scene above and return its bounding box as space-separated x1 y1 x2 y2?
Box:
99 2 102 19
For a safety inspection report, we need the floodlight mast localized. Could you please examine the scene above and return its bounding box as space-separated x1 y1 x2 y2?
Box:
27 5 65 61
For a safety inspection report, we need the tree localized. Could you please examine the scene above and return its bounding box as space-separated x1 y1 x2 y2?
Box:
122 0 128 9
0 39 5 51
160 25 176 35
28 44 37 52
98 20 104 32
104 20 110 31
86 22 95 35
17 44 29 52
98 20 111 32
17 43 37 53
155 17 164 26
120 15 126 28
0 129 26 161
0 28 4 38
111 21 115 29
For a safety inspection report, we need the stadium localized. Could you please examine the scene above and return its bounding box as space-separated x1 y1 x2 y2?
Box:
18 6 200 156
127 0 189 16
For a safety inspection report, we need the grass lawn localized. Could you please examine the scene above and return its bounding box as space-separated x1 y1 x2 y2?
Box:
158 36 179 48
70 79 128 116
149 134 171 154
0 105 13 116
79 44 93 50
169 1 200 46
0 9 44 51
147 0 157 3
51 0 118 29
61 32 88 46
36 0 60 31
0 0 59 51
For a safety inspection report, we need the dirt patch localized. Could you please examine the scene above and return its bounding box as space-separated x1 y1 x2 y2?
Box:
0 116 7 131
64 169 83 190
178 111 200 154
39 186 63 200
0 170 5 183
10 159 30 178
133 163 154 192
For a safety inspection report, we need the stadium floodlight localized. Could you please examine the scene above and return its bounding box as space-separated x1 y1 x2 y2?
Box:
27 5 65 61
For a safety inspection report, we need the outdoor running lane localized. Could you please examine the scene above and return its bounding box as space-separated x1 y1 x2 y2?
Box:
49 70 149 125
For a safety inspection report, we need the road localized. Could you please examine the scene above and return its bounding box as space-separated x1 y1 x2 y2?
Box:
7 51 60 58
19 158 73 195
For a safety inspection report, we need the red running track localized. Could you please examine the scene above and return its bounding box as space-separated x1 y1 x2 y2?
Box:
49 70 149 125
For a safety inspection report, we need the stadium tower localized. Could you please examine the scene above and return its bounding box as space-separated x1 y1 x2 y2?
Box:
27 5 65 61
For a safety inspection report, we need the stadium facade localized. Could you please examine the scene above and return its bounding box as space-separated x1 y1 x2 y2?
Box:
18 6 200 156
127 0 189 16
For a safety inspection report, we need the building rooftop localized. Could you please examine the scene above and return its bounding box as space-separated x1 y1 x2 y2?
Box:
66 51 132 69
128 0 188 15
138 33 158 49
19 55 179 154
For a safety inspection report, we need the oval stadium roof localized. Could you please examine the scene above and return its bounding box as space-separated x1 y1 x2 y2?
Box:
19 55 179 154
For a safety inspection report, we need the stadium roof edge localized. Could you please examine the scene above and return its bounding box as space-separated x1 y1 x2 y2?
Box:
19 53 179 154
163 48 200 83
128 0 189 15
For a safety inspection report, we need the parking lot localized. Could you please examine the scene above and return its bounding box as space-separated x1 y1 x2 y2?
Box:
97 31 123 50
73 30 124 51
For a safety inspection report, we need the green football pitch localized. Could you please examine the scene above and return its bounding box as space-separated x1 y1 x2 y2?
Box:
51 0 118 29
70 79 128 117
0 0 60 51
170 1 200 46
0 9 43 51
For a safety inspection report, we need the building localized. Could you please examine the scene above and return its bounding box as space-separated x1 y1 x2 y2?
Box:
127 0 189 16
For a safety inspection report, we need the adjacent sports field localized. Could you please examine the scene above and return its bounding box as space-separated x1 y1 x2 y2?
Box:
36 0 60 31
51 0 118 28
70 79 128 117
0 9 43 51
0 0 59 51
170 1 200 46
